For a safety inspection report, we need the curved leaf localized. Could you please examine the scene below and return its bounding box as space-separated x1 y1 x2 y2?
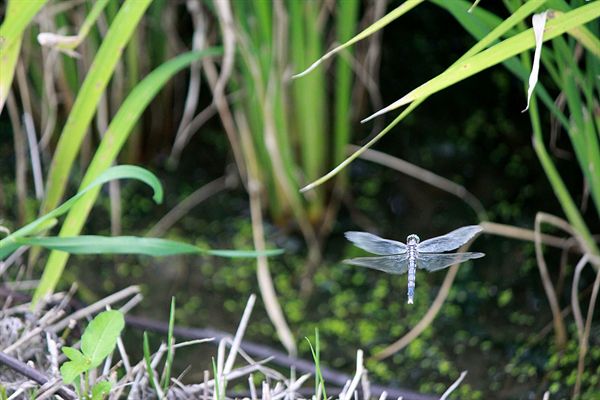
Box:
19 236 283 258
0 165 162 260
35 49 222 305
362 2 600 121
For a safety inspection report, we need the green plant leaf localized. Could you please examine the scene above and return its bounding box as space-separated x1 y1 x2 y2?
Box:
91 381 112 400
162 297 176 392
300 0 548 193
143 332 160 395
0 0 48 110
62 346 87 363
292 0 425 78
18 236 284 258
40 0 152 216
36 48 222 305
81 310 125 368
60 362 87 385
0 165 162 261
60 346 90 384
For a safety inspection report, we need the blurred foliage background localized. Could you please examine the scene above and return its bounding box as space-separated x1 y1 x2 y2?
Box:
1 0 599 399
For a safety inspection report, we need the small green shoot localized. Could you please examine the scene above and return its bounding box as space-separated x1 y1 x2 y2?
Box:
306 329 327 400
212 357 222 400
143 332 161 396
91 381 111 400
60 310 125 397
161 297 176 392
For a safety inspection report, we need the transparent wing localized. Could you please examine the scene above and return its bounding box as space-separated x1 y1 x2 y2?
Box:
344 231 407 255
417 225 483 253
343 254 409 274
418 252 485 272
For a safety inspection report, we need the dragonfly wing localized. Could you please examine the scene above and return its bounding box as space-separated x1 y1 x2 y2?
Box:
418 252 485 272
343 254 409 274
344 231 407 255
417 225 483 253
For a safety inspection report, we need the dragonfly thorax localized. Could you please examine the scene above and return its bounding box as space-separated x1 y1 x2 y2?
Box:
406 234 420 245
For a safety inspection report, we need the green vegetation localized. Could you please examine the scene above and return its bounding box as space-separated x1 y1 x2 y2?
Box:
60 310 124 398
0 0 598 399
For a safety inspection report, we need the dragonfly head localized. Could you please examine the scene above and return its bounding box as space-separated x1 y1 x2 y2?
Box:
406 234 420 245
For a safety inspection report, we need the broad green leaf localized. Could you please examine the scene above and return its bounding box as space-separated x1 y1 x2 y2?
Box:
81 310 125 368
18 236 284 258
91 381 112 400
0 165 162 261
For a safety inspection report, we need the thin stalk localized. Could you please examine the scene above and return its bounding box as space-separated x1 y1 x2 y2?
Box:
334 0 359 168
527 68 599 256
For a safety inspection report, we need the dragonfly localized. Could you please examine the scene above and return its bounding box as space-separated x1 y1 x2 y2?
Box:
344 225 485 304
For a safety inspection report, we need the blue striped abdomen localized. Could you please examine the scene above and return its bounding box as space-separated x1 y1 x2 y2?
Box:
407 244 417 304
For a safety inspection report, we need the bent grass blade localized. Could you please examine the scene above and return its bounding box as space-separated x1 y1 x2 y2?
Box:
292 0 425 79
18 236 283 258
39 49 223 303
300 0 547 193
0 165 162 261
361 2 600 122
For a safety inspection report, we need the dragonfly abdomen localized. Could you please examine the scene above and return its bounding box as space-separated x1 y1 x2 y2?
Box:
407 244 417 304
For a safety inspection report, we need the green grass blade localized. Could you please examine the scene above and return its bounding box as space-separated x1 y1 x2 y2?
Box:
0 165 162 260
57 49 223 233
468 0 483 13
162 297 176 393
334 0 360 167
40 0 152 217
528 82 599 257
39 0 111 52
363 1 600 121
292 0 425 78
0 0 47 52
0 31 21 112
18 236 284 258
291 2 326 203
306 329 326 400
73 0 110 46
143 332 161 397
301 0 545 192
24 165 162 303
36 49 221 303
434 0 570 130
0 0 48 110
212 357 221 400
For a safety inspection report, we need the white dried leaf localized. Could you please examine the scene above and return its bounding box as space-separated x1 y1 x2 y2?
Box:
523 10 548 112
